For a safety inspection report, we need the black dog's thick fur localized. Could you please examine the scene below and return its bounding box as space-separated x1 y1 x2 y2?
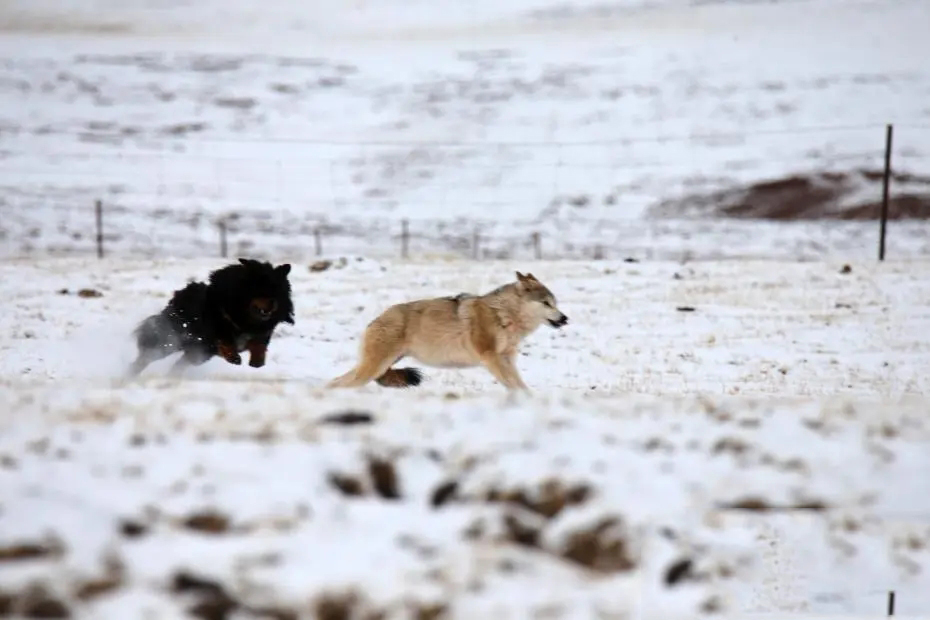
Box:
128 258 295 377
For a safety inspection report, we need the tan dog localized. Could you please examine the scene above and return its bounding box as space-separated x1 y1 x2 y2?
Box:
327 272 568 391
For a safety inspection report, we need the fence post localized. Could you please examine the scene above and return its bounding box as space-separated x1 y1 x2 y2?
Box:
401 219 409 259
95 199 104 259
472 226 480 260
314 228 323 257
887 590 895 616
218 220 228 258
879 123 893 261
531 232 541 260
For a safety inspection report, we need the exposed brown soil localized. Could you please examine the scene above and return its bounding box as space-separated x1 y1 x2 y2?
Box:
0 537 64 562
653 169 930 220
560 516 636 574
0 583 71 618
181 510 232 534
717 497 829 512
327 455 402 500
483 479 593 520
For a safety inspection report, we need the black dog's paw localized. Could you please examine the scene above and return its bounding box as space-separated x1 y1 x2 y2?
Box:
246 341 267 368
217 342 242 365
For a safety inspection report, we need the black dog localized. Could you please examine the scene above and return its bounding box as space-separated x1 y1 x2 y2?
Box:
128 258 295 377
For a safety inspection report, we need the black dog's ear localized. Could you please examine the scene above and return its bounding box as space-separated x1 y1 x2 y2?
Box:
239 258 252 266
275 263 291 278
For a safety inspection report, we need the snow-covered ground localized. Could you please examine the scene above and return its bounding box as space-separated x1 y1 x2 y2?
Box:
1 257 929 617
2 0 930 259
3 256 929 395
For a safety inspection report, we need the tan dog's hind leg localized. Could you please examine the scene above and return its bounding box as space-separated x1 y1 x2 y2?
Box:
328 314 406 389
328 345 400 388
328 352 399 388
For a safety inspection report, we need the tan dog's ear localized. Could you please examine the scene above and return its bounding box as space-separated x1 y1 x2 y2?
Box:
515 271 526 281
525 272 538 282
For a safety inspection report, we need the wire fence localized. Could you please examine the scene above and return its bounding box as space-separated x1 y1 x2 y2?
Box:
3 122 929 262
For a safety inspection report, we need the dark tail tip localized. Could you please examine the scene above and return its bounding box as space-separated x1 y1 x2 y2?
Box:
401 367 424 387
375 367 424 388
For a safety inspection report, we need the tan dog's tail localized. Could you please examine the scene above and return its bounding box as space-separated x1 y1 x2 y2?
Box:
375 367 424 388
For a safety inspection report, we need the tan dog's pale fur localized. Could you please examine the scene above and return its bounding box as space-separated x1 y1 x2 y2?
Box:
327 271 568 391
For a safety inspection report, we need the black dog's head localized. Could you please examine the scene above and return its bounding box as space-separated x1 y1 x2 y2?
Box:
208 258 295 328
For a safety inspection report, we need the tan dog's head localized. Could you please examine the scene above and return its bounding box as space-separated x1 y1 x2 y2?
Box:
515 271 568 329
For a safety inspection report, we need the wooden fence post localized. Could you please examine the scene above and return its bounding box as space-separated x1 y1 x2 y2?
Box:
401 219 409 259
878 123 894 261
95 200 104 259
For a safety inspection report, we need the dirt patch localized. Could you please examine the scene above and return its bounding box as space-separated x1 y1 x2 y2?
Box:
482 479 593 520
172 570 301 620
327 455 401 500
368 457 401 500
430 480 459 508
319 410 374 426
664 557 696 586
0 537 64 562
181 509 232 534
118 518 148 539
717 497 829 512
455 479 638 574
0 583 71 618
74 554 125 602
490 508 637 574
652 169 930 220
327 463 634 574
561 516 636 574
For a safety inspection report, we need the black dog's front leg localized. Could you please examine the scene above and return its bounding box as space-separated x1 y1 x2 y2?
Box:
246 331 273 368
216 341 242 365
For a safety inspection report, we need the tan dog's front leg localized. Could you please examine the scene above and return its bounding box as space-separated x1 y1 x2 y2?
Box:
499 354 530 392
471 309 530 392
481 352 530 392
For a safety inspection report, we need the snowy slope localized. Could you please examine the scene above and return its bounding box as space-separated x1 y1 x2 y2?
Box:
1 383 929 619
1 0 929 259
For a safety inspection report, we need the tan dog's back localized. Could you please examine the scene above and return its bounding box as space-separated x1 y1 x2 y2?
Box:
392 296 482 368
327 273 568 391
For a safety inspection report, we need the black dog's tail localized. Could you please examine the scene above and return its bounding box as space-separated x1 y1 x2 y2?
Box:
376 367 424 388
133 314 174 351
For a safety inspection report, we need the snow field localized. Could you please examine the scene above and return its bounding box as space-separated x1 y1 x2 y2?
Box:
0 257 929 617
2 257 927 395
